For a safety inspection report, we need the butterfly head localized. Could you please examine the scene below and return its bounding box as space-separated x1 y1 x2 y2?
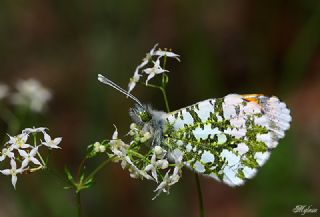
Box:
129 104 153 126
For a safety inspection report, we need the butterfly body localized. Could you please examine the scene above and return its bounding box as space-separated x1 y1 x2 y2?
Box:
130 94 291 186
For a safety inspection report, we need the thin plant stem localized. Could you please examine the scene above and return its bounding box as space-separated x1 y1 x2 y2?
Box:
76 192 82 217
195 174 205 217
160 87 170 113
86 157 113 181
77 157 88 179
32 134 46 166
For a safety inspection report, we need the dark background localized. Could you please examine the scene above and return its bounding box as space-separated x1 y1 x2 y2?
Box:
0 1 319 217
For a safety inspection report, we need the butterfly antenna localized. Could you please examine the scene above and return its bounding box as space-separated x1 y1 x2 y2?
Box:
98 74 143 107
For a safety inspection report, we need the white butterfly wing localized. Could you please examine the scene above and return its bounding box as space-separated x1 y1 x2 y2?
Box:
163 94 291 186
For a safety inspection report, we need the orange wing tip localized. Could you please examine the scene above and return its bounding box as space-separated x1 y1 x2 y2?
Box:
241 94 264 103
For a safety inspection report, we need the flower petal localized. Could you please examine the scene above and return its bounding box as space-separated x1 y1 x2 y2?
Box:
18 149 28 158
153 50 180 61
11 175 17 189
146 73 155 85
10 159 17 170
30 147 39 156
21 159 29 168
44 133 51 142
31 157 42 166
0 169 11 175
53 137 62 145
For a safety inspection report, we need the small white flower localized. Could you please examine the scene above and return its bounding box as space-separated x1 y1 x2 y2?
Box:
22 127 47 134
152 151 184 199
93 142 106 153
128 44 159 92
11 79 52 113
145 154 169 182
141 43 159 65
42 133 62 149
0 83 9 100
145 154 159 182
128 73 141 93
18 147 42 168
112 125 119 140
152 167 181 200
99 145 106 153
130 123 137 130
153 50 180 61
0 147 15 162
123 156 153 180
0 159 24 189
154 146 166 159
140 132 152 143
144 59 168 85
128 44 180 92
8 133 30 150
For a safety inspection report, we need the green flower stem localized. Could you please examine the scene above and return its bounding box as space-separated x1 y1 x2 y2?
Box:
76 191 82 217
85 157 114 181
145 83 170 113
74 157 114 217
33 134 46 167
195 174 204 217
77 157 88 179
160 87 170 113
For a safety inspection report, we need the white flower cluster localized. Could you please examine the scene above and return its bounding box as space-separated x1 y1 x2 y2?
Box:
90 123 184 199
0 127 62 188
128 44 180 93
11 79 52 113
0 79 51 113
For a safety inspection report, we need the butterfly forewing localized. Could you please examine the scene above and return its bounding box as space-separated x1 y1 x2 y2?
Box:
163 94 291 186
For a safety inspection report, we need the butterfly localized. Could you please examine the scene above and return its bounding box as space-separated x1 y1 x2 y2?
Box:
98 74 292 186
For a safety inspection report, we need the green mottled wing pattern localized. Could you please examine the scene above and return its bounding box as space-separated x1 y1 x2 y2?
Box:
163 94 291 186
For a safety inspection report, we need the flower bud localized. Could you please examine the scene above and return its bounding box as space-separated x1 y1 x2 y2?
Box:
99 145 106 153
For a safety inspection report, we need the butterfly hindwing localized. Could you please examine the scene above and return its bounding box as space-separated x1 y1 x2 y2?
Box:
163 94 291 186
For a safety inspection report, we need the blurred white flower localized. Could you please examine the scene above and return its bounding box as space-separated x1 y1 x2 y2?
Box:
18 147 42 168
0 148 15 162
42 133 62 149
11 79 52 112
0 83 9 100
22 127 47 134
8 133 30 150
0 159 24 189
144 59 168 85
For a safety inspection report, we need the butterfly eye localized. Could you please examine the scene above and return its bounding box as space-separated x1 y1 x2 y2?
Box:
139 111 152 122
